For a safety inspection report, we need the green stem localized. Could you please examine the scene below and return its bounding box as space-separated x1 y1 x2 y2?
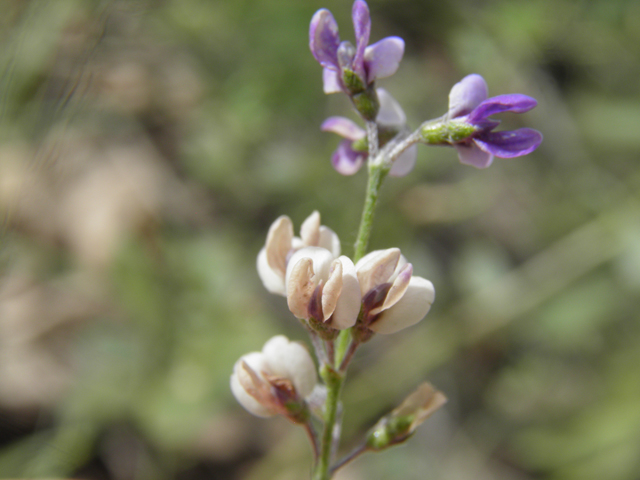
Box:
335 162 388 368
313 367 344 480
353 164 389 262
314 123 390 479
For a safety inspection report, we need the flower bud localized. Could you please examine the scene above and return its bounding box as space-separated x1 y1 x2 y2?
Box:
366 382 447 450
230 335 317 421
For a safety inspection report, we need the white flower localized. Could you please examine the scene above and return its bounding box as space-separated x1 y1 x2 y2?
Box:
257 211 341 295
355 248 435 334
230 335 317 418
285 246 361 330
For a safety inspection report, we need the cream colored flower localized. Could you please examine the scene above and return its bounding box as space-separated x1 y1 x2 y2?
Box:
285 247 361 330
257 211 340 295
355 248 435 334
230 335 317 418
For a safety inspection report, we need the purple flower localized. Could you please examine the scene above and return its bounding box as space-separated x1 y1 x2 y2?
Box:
310 0 405 95
321 89 417 177
447 74 542 168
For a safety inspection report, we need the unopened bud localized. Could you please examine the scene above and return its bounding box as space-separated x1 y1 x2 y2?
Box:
366 382 447 450
419 121 477 145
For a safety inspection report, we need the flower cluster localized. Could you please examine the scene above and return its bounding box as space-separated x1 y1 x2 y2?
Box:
311 2 541 175
309 0 404 98
258 212 435 337
231 1 541 476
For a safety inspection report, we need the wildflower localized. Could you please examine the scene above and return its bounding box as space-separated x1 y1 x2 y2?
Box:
355 248 435 335
286 246 361 331
321 89 417 176
257 211 340 296
309 0 404 118
230 335 317 420
420 74 542 168
366 382 447 450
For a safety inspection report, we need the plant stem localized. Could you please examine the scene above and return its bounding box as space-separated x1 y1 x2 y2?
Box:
313 367 344 480
313 121 390 479
305 420 320 463
353 164 388 262
330 443 369 474
338 340 359 373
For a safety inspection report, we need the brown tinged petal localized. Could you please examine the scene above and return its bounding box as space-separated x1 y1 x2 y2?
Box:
356 248 401 295
370 262 412 316
265 216 294 277
321 259 343 321
287 258 317 319
368 276 435 334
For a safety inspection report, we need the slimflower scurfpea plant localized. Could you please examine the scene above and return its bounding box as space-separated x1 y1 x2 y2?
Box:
231 1 542 478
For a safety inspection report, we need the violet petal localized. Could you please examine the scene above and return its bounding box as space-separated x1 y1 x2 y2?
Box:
364 37 404 81
454 142 494 168
468 94 538 124
448 74 488 118
376 88 406 127
322 68 343 94
321 116 366 141
389 144 417 177
474 128 543 158
332 140 366 175
351 0 371 79
309 9 341 69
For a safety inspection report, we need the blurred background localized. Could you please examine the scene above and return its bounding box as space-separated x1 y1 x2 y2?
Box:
1 0 640 478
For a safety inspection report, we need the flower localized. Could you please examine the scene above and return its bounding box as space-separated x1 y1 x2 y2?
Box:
286 246 361 330
257 211 340 296
355 248 435 335
309 0 404 96
321 88 417 176
230 335 317 419
445 74 542 168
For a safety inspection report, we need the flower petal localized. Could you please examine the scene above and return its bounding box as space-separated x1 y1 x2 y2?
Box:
286 257 316 319
351 0 371 79
321 116 366 141
364 37 404 81
331 140 366 175
448 74 488 118
375 263 412 314
329 256 361 330
262 335 317 398
376 88 406 128
322 259 343 320
467 94 537 124
300 210 321 247
257 247 286 295
310 9 341 69
323 67 343 94
454 142 494 168
265 215 293 277
356 248 401 295
473 128 543 158
231 352 273 417
369 276 435 334
389 144 417 177
318 226 341 258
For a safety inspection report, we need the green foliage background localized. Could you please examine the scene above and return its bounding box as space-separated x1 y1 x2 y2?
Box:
1 0 639 479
